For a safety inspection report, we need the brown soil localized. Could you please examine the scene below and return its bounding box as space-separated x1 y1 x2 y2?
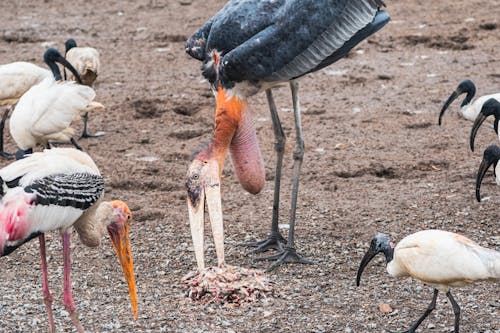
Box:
0 0 498 332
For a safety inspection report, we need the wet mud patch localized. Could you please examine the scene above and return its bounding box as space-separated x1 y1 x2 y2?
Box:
0 28 45 43
131 98 167 119
334 162 399 179
402 34 474 50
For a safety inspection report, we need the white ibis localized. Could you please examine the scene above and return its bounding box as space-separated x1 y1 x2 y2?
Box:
470 98 500 151
356 230 500 333
64 38 104 138
185 0 390 270
9 69 104 159
475 144 500 202
0 147 138 333
0 48 82 158
439 79 500 126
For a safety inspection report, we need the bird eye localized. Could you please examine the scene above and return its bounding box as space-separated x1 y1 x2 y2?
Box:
193 174 199 180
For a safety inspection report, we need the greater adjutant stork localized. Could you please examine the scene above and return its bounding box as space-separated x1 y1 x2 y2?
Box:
185 0 390 270
0 148 138 333
9 49 104 159
357 230 499 333
64 38 104 138
439 79 500 126
0 48 82 158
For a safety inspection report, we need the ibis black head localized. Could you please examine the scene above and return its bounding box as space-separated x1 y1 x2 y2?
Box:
43 48 82 84
65 38 77 53
356 233 394 287
439 79 476 126
476 145 500 202
470 98 500 151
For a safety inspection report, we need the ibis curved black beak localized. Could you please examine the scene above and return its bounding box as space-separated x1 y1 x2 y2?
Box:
476 145 500 202
470 99 500 152
438 79 476 126
43 48 82 83
356 247 378 287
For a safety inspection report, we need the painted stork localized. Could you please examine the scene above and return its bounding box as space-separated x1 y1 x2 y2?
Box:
470 98 500 151
185 0 390 271
0 148 138 333
357 230 500 333
9 55 104 159
475 144 500 202
439 79 500 126
64 38 104 138
0 48 82 159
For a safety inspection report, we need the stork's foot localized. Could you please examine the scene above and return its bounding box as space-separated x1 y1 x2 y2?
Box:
80 130 105 139
255 246 314 272
68 310 85 333
0 151 14 160
239 232 287 254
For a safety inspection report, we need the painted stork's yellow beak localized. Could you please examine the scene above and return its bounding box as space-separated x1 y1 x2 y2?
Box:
108 200 138 320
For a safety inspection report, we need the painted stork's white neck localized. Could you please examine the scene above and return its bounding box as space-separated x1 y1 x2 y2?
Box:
72 201 118 247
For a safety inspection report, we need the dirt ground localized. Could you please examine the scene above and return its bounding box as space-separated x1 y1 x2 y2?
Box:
0 0 498 332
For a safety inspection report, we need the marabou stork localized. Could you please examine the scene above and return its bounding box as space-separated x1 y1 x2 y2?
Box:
439 79 500 126
185 0 390 271
64 38 104 138
9 50 104 159
357 230 499 333
0 148 138 333
470 98 500 151
0 48 82 159
475 144 500 202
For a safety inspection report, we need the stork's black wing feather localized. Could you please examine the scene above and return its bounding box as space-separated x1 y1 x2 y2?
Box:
24 173 104 210
187 0 388 87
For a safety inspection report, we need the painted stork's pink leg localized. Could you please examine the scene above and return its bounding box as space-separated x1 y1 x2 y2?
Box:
39 234 55 333
62 231 85 333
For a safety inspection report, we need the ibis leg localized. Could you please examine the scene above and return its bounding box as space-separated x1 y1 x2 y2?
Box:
391 289 439 333
0 107 13 159
446 291 461 333
80 112 105 138
62 231 85 333
39 234 55 333
256 81 314 271
70 138 83 151
240 89 287 253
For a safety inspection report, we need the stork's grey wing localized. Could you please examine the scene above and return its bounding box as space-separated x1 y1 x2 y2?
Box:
24 173 104 210
186 19 215 61
218 0 386 85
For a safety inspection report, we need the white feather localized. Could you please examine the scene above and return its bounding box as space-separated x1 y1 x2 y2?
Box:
0 62 52 105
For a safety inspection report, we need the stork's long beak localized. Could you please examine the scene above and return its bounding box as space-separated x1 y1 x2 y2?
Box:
107 218 138 320
438 89 460 126
187 159 225 271
470 112 488 152
356 247 378 287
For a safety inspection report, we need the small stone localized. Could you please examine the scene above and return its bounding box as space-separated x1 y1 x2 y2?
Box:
427 323 435 329
379 303 393 313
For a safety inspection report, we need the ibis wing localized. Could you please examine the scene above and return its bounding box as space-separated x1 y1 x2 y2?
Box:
214 0 385 85
24 173 104 210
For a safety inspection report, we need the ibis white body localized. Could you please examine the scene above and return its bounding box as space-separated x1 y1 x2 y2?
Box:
65 47 100 86
461 93 500 122
9 78 103 150
387 230 499 291
0 62 52 106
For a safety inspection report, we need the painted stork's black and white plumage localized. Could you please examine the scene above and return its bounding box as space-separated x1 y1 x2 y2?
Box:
357 230 500 333
0 148 138 333
185 0 390 270
64 38 104 138
0 48 82 159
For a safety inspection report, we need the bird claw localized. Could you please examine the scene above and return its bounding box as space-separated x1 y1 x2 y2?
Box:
254 247 314 272
80 130 105 139
239 232 287 254
0 151 14 160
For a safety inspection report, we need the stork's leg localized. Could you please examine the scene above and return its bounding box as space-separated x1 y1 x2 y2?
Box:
0 107 13 159
39 234 55 333
256 81 314 271
62 231 85 333
240 89 287 253
446 291 461 333
80 112 105 138
391 289 439 333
